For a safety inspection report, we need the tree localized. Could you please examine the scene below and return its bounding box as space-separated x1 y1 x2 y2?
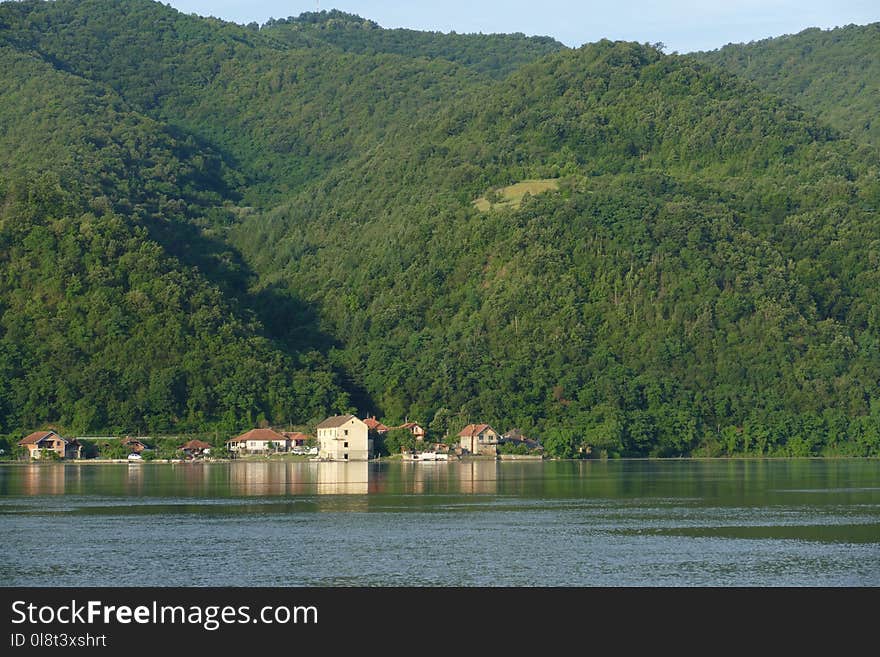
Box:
542 427 580 459
383 428 416 455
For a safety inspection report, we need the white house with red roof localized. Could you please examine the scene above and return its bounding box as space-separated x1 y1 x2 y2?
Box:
226 428 290 454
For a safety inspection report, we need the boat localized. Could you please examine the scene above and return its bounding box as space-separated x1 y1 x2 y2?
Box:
403 451 448 462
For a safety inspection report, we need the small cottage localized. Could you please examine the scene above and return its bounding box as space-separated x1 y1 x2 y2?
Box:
179 439 212 458
396 422 426 442
121 437 150 453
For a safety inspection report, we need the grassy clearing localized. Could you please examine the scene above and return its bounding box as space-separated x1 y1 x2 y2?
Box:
473 178 560 212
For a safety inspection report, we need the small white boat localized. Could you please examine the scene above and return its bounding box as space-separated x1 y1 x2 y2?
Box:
408 451 448 461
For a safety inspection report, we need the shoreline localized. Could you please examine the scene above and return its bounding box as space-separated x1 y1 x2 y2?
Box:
1 454 878 466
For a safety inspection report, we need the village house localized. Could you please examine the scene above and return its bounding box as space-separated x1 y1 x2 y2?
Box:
395 421 426 442
500 428 544 453
226 428 289 454
179 439 212 458
225 436 246 453
283 432 310 448
317 415 371 461
121 437 150 453
18 430 82 460
363 416 389 435
458 424 501 456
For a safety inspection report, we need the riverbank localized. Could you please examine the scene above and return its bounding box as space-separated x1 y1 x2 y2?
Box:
1 454 878 466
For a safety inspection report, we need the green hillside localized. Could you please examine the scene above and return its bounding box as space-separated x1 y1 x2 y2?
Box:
232 41 880 457
1 0 879 457
261 10 565 79
0 43 347 436
0 0 490 202
695 23 880 148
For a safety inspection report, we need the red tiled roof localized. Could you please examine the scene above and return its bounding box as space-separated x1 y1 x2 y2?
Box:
458 424 494 438
180 439 212 450
19 431 59 445
363 417 389 432
283 432 310 442
228 428 286 444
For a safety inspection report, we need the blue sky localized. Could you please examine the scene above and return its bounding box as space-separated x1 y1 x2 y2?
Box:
164 1 880 52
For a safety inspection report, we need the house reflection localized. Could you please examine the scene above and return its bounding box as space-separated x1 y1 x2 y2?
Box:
367 465 388 494
126 461 144 492
224 461 369 496
20 463 68 495
402 461 426 494
316 461 368 495
170 460 218 496
6 460 505 499
228 461 271 495
400 460 454 494
227 462 308 496
458 460 499 494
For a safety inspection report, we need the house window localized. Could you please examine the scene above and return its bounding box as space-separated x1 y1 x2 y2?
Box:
344 442 349 448
344 429 349 436
344 454 349 460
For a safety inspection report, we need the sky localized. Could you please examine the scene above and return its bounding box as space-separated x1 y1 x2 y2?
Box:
163 1 880 53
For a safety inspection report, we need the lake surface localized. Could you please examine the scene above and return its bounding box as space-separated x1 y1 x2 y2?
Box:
1 459 878 586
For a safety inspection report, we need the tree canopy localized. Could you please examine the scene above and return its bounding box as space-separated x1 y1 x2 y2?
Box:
695 23 880 149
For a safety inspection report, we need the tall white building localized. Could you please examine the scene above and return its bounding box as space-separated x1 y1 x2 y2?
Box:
316 415 371 461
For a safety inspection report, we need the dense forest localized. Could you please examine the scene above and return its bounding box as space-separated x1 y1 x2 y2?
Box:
695 23 880 148
1 0 879 457
261 10 565 79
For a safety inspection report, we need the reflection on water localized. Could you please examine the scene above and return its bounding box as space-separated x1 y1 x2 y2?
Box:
3 459 879 505
16 463 77 496
7 461 376 498
457 460 498 494
1 459 878 586
127 462 144 493
228 461 310 495
316 462 368 495
2 460 504 498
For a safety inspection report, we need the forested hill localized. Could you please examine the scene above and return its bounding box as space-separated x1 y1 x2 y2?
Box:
0 43 349 436
231 41 880 458
261 11 566 79
1 0 879 457
694 23 880 148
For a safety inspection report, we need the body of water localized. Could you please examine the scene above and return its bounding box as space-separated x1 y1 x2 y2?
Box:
1 459 878 586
